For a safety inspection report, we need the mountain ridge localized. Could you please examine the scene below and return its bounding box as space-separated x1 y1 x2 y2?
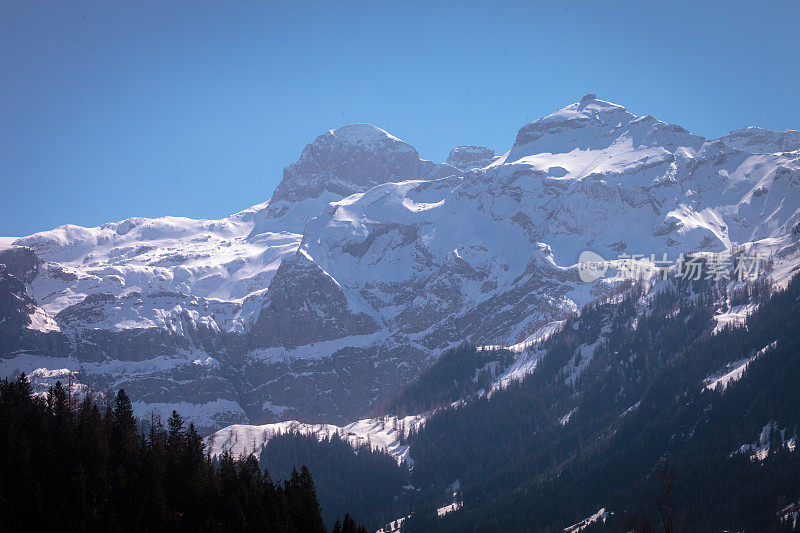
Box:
2 95 799 431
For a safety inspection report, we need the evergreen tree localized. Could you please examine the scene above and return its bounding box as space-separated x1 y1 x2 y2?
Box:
297 465 326 533
112 389 136 438
168 409 184 441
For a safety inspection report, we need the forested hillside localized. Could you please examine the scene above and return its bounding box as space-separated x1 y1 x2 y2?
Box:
259 432 410 531
382 344 514 416
400 273 800 531
0 378 364 532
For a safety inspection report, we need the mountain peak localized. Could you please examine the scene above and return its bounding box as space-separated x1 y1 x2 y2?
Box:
573 94 627 114
269 124 434 204
329 123 407 148
494 96 708 168
508 96 633 155
446 145 496 171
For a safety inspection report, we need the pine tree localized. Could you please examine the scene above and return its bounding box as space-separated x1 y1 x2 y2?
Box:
112 389 136 436
297 465 326 533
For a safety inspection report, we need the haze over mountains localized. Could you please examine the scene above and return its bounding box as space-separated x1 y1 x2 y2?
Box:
2 94 799 432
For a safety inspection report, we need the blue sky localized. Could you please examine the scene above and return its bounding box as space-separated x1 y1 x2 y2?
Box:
2 0 799 236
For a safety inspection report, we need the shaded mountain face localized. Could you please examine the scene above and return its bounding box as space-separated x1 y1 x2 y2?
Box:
2 96 800 431
249 251 380 349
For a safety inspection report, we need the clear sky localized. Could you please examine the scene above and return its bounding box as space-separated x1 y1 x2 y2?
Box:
2 1 799 236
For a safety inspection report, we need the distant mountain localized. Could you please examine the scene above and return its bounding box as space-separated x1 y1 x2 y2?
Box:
716 126 800 154
2 95 800 432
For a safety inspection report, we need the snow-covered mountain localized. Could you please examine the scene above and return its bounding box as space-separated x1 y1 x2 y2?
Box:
2 95 800 431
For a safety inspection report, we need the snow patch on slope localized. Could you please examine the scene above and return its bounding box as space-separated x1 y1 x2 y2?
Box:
564 508 611 532
712 303 758 333
26 307 61 332
204 415 426 465
731 420 798 461
704 340 776 391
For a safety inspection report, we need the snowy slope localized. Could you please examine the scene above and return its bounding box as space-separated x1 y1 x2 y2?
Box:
203 414 426 465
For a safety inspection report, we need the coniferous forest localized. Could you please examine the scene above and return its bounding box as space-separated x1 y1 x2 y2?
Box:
0 379 365 532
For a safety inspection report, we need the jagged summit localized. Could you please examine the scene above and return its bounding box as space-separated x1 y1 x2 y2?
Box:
269 123 435 204
522 94 630 131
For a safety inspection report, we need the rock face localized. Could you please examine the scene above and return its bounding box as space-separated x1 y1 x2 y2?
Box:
2 96 800 432
249 251 380 349
0 266 69 357
54 291 227 362
0 246 40 283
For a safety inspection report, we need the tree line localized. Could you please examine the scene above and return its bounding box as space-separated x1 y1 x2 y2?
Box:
259 432 407 531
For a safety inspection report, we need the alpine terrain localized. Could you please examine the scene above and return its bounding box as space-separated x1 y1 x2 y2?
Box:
2 95 800 436
4 94 800 530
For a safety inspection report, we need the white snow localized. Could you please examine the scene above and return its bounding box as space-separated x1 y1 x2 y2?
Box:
247 330 388 363
564 508 610 533
378 479 462 531
563 340 602 387
704 341 776 391
437 500 462 517
25 307 61 332
506 320 565 353
25 367 93 401
731 420 798 461
0 351 226 381
712 303 758 334
559 407 578 426
486 321 565 392
666 205 731 249
203 414 426 465
621 401 640 417
376 514 411 533
330 123 408 148
15 214 303 325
